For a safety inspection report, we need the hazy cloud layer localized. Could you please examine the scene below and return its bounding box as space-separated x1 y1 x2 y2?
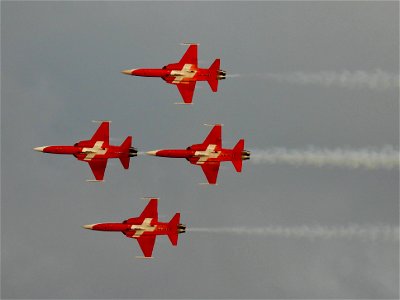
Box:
2 2 398 299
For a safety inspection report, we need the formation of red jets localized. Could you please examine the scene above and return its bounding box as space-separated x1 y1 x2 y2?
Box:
34 44 250 258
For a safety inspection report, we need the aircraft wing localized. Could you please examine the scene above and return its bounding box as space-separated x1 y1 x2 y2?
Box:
87 159 108 181
202 124 222 148
139 198 158 222
176 81 196 104
178 44 198 67
90 122 109 145
200 162 220 185
136 235 156 258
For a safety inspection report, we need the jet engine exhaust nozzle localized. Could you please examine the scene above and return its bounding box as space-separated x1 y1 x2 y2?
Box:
242 150 251 160
129 147 138 157
218 70 226 76
178 224 186 233
217 69 226 80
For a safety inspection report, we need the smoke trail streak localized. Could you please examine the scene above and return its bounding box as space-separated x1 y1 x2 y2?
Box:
226 74 241 78
250 146 399 170
188 225 399 242
229 70 399 90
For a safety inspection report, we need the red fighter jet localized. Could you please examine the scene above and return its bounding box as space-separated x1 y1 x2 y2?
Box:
146 124 250 185
83 198 185 258
33 121 137 181
121 43 226 104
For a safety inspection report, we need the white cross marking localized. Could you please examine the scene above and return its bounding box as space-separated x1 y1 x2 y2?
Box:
131 218 157 237
83 141 108 161
194 144 221 164
171 64 197 83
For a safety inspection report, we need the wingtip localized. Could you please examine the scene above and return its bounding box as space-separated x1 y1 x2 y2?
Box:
140 197 159 201
203 123 223 127
180 42 199 46
92 120 111 123
174 102 193 105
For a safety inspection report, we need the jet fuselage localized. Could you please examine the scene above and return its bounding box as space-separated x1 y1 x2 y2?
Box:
34 144 137 159
147 146 250 163
83 199 184 258
121 44 225 104
33 122 137 181
123 66 225 83
83 221 186 235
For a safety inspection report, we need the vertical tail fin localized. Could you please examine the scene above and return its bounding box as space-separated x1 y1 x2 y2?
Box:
232 139 244 172
119 136 132 169
168 213 180 246
207 59 220 92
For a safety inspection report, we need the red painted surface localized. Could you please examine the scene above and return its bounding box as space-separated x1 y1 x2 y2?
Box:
122 45 226 104
84 199 185 258
34 122 137 181
147 125 250 184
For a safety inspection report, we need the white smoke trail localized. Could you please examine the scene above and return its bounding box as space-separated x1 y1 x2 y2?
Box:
226 73 241 78
250 146 399 170
229 70 399 90
188 225 399 242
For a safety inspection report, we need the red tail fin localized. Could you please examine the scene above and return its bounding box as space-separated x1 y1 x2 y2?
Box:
232 139 244 172
168 213 180 246
207 59 220 92
119 136 132 169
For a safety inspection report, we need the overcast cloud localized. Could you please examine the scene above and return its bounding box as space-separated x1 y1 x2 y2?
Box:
2 2 398 299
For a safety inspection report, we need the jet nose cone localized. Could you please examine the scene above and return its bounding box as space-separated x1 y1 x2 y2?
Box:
146 150 159 156
33 146 46 152
121 69 135 75
82 224 94 230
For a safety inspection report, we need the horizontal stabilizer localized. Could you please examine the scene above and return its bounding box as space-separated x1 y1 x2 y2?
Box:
168 232 179 246
232 160 243 173
168 213 180 246
233 139 244 154
207 59 220 92
120 136 132 150
119 156 130 170
119 136 132 169
232 139 245 172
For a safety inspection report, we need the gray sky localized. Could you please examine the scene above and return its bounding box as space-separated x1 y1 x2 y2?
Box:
2 2 398 299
